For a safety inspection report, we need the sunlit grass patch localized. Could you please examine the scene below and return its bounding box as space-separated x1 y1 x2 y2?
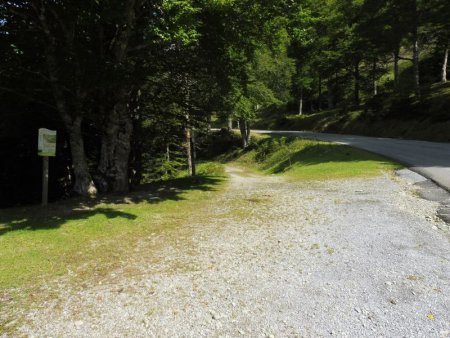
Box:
231 136 401 180
0 168 225 290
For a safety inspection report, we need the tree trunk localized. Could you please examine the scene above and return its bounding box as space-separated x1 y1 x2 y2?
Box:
442 45 449 83
412 2 421 99
354 60 360 107
228 118 233 130
165 143 170 176
239 118 250 148
394 48 400 90
245 121 251 146
373 58 378 96
37 8 96 197
412 33 421 98
95 0 136 192
318 76 322 110
67 118 97 196
130 113 143 187
298 87 303 116
185 127 196 176
96 101 133 193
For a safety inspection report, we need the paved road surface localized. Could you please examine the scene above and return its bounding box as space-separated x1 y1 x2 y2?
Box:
255 130 450 192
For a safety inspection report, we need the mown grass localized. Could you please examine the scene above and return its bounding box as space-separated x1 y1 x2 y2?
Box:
0 163 225 290
227 136 401 180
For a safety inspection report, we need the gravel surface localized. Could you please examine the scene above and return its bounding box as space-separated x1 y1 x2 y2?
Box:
4 167 450 337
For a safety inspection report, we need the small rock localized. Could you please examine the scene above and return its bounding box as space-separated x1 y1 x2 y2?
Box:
439 330 450 337
389 298 398 305
385 281 392 286
354 307 361 313
74 320 83 327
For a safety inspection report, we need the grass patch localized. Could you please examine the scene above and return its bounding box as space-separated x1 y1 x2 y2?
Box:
229 136 401 180
0 163 225 290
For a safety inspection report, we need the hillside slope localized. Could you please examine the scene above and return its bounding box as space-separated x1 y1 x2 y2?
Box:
255 82 450 143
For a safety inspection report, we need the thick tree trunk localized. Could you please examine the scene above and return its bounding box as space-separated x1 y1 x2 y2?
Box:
37 7 96 197
96 101 133 193
298 87 303 116
394 48 400 90
95 0 136 192
442 46 449 83
354 60 360 107
412 33 421 98
67 118 97 196
228 118 233 130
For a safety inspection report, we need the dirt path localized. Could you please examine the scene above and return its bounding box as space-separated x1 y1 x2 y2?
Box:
7 167 450 337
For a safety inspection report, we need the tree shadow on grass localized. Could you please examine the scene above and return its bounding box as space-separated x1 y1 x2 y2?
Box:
0 175 223 237
263 141 394 174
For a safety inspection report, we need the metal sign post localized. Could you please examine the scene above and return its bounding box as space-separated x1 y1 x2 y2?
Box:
38 128 57 206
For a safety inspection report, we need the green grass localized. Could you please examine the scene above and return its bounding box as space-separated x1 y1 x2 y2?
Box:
0 164 225 290
229 136 401 180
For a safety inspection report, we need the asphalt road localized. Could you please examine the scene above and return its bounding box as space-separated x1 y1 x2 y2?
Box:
254 130 450 192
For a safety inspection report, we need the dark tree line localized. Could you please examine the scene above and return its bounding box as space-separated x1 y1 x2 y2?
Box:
1 0 449 206
0 0 288 205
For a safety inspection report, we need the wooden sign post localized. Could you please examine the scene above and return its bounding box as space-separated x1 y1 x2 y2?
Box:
38 128 57 206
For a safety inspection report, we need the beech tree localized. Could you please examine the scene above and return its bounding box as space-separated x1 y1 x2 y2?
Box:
2 0 199 194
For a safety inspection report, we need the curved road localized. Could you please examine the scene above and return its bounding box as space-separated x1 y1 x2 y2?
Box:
254 130 450 192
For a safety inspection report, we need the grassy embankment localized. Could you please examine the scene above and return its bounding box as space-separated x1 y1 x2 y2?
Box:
220 133 401 180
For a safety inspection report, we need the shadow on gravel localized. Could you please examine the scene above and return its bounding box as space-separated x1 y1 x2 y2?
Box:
0 175 222 236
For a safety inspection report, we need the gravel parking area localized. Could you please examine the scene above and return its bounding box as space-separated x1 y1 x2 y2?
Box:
5 167 450 337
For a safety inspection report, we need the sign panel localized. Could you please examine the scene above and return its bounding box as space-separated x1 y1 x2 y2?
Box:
38 128 57 157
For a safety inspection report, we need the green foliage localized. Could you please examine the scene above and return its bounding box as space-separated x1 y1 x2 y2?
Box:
198 129 242 159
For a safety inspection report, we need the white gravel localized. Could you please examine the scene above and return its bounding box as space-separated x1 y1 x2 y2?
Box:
4 167 450 337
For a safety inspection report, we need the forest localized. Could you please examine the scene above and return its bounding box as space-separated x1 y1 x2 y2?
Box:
1 0 449 206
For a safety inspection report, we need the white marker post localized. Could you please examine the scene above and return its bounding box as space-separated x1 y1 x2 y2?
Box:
38 128 57 206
